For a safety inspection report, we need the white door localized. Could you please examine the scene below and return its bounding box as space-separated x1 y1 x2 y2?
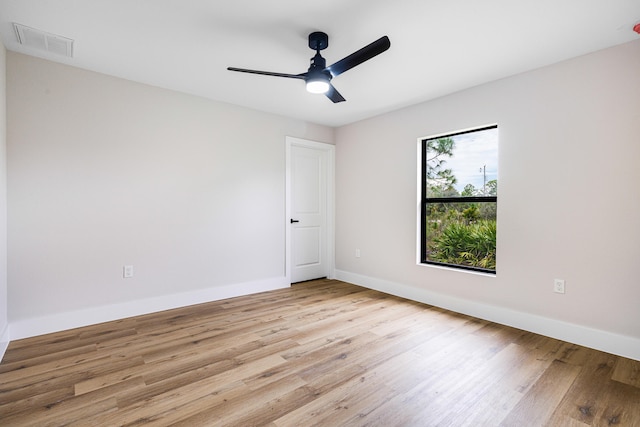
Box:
287 138 334 283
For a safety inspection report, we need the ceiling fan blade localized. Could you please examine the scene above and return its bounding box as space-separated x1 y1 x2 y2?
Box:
327 36 390 77
227 67 306 79
325 84 346 103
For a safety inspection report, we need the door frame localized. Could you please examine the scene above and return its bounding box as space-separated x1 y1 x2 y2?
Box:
285 136 335 284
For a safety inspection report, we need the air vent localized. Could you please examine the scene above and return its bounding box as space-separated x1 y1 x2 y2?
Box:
13 23 74 57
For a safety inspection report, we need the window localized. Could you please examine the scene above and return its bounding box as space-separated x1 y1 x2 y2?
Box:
420 125 498 273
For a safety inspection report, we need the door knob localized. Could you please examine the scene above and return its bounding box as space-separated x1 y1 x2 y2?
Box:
290 219 300 223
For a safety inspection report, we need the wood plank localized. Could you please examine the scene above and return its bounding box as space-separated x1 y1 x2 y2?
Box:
549 350 616 425
170 374 311 426
612 357 640 388
595 380 640 426
435 343 554 426
499 359 582 426
273 351 421 426
0 353 143 404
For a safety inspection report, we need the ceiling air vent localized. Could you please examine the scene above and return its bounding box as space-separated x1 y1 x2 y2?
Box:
13 23 74 57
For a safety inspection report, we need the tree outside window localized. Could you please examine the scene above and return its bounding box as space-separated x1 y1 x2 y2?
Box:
420 125 498 273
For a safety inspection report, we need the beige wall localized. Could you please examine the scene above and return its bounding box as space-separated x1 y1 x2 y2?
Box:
0 41 7 351
335 40 640 358
7 52 333 334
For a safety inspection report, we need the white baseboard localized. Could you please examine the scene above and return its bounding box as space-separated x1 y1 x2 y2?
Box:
335 270 640 361
9 276 289 341
0 323 9 362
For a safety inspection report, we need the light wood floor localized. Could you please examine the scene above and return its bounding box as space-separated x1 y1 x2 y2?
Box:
1 279 639 426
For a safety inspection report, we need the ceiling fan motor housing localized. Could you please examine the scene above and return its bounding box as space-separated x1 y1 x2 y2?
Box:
308 31 329 51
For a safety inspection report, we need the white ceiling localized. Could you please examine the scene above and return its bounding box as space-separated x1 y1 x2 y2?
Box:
1 0 639 127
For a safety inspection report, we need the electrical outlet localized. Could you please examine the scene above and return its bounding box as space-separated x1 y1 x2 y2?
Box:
553 279 565 294
355 248 361 258
123 265 134 278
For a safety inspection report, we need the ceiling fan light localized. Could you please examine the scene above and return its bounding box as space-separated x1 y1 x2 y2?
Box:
306 75 330 94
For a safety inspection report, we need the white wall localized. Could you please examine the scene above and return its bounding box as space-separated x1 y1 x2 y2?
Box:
7 52 333 338
0 41 8 356
335 40 640 360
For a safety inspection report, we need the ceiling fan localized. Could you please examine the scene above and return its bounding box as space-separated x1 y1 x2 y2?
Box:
227 32 390 103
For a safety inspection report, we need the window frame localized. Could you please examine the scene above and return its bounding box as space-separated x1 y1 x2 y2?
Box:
419 125 498 274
